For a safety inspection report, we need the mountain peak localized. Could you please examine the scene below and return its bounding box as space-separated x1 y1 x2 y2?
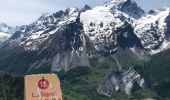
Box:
0 22 13 33
148 9 158 15
37 13 51 21
0 22 9 28
106 0 128 9
81 4 92 12
110 0 127 4
65 7 79 16
105 0 145 19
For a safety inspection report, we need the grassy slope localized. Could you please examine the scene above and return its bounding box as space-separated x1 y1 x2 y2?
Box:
1 48 170 100
145 49 170 99
60 58 115 100
59 48 160 100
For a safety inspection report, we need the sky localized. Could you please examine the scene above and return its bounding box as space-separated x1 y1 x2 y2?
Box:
0 0 170 26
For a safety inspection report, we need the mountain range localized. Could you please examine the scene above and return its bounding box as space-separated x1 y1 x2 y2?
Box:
0 0 170 99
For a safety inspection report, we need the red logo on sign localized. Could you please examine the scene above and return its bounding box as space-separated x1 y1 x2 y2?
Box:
38 76 49 89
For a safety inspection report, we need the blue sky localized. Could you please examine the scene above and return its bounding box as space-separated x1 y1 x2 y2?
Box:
0 0 170 26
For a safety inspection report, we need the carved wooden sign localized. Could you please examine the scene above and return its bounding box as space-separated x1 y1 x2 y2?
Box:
24 74 62 100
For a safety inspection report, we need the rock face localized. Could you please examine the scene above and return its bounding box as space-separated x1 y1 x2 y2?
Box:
81 5 92 12
97 68 145 96
97 55 145 96
120 0 145 19
165 12 170 38
51 21 91 71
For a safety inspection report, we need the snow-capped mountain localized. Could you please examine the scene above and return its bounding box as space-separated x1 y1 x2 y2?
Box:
0 0 169 73
0 22 15 45
105 0 145 19
3 7 80 50
2 0 169 54
80 4 144 58
0 0 169 72
0 22 14 34
6 0 142 50
134 7 170 54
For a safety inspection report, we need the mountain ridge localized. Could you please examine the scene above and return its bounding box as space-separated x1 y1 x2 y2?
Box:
1 0 170 54
0 0 169 73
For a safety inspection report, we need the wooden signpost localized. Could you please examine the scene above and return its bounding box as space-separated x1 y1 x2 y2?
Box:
24 74 62 100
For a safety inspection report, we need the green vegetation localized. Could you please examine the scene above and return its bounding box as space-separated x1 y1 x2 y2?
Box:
0 49 170 100
58 53 158 100
144 49 170 99
115 48 144 68
59 57 115 100
0 48 37 75
0 71 24 100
